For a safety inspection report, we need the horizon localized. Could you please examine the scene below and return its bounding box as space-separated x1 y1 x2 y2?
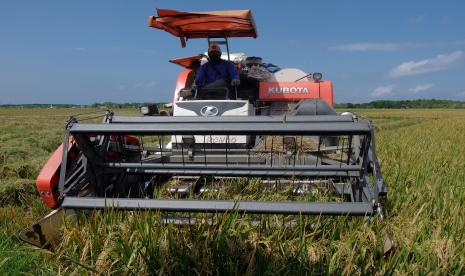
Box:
1 98 464 106
1 1 465 104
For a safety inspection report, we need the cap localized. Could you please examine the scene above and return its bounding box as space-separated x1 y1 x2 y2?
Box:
208 44 221 53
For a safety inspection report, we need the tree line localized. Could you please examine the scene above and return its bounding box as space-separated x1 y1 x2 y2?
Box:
0 102 163 109
1 99 465 109
334 99 465 109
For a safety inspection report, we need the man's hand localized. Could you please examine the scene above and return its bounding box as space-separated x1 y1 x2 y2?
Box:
231 79 240 87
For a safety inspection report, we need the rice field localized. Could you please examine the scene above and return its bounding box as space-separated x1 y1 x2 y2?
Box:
1 108 464 274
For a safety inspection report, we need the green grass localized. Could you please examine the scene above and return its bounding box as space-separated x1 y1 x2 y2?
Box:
1 108 465 274
0 222 57 275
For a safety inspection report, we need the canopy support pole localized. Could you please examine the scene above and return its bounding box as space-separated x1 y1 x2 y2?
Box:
208 37 230 61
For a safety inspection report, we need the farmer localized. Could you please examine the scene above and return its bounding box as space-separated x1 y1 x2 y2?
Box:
192 44 240 89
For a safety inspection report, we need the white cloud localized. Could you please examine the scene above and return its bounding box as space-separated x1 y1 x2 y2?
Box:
409 14 426 23
117 84 127 90
133 81 158 89
371 85 396 97
440 16 450 24
409 83 434 94
117 81 157 92
329 43 419 52
330 41 465 52
134 82 144 88
145 81 157 88
56 46 87 52
138 49 158 55
388 51 464 78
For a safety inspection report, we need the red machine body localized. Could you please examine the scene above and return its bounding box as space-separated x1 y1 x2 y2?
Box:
172 70 335 107
36 140 76 209
37 136 140 209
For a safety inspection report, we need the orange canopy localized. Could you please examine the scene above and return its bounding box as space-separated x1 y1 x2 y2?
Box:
169 54 203 68
148 9 258 47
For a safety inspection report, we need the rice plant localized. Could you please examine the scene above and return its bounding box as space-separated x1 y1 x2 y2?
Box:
1 108 464 274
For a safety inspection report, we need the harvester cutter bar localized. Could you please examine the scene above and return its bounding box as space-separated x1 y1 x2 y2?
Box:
62 197 374 216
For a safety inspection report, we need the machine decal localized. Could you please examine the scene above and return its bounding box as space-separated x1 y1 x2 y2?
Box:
259 82 314 101
175 101 247 116
268 86 309 94
258 81 335 106
200 105 219 116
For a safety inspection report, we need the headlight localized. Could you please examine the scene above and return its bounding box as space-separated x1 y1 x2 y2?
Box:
140 106 149 114
139 103 158 116
341 112 358 120
313 72 322 81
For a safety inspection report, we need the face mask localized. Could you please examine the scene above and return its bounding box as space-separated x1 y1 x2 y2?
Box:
208 52 221 63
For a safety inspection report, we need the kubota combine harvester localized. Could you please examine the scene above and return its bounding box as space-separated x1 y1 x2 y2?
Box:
21 9 387 248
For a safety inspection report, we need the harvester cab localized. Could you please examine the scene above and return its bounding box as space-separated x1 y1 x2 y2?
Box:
21 8 387 249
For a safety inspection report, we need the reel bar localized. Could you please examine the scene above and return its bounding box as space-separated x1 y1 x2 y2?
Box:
70 121 371 136
110 115 354 124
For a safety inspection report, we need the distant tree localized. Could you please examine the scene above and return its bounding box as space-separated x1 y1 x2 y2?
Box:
333 99 465 109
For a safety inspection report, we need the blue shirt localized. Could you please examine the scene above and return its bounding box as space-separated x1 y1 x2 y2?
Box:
195 59 239 86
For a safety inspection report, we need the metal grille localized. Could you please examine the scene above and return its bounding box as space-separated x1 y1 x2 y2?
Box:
56 114 385 216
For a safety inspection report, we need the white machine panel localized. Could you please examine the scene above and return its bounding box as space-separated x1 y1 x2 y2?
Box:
172 100 253 144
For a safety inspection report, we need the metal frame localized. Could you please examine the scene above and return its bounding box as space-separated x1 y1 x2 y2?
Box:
109 115 354 123
70 121 371 135
57 113 386 217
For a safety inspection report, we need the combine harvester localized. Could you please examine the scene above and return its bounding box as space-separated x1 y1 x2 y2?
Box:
21 9 387 248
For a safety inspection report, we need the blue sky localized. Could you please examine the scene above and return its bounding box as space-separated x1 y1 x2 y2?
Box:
1 0 465 104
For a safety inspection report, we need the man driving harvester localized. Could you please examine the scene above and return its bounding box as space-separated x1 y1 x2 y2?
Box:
192 44 240 91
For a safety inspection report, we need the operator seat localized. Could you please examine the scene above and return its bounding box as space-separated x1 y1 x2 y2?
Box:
195 86 230 100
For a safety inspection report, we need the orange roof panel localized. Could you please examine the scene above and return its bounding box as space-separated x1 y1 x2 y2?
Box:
148 9 258 47
169 54 203 68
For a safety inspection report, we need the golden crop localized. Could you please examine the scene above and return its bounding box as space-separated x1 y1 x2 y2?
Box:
1 108 464 274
